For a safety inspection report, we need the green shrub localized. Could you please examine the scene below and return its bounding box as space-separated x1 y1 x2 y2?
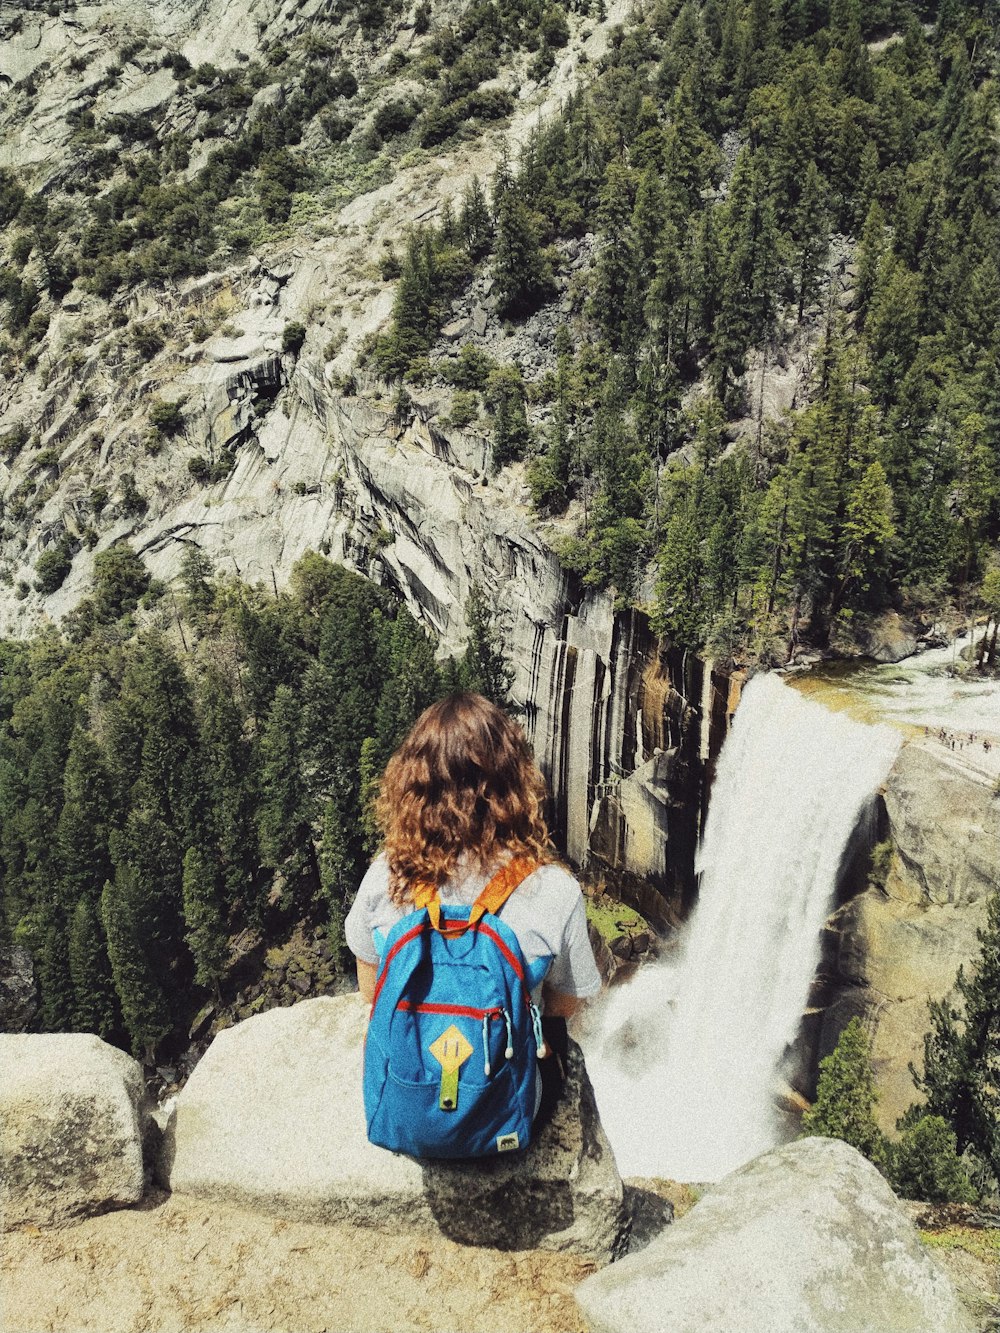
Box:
540 5 570 47
92 542 150 621
10 233 33 267
462 87 514 121
372 100 419 139
162 51 191 76
888 1113 977 1204
445 342 492 390
447 390 479 428
149 398 185 433
868 839 894 892
35 539 74 596
34 446 61 473
0 421 29 459
380 248 402 280
131 324 164 359
321 112 353 143
282 322 307 356
119 472 147 517
419 101 463 147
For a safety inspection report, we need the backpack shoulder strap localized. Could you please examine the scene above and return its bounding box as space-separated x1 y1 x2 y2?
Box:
469 855 538 928
410 855 539 936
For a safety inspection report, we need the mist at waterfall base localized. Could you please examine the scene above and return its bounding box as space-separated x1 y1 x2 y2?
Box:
581 674 900 1183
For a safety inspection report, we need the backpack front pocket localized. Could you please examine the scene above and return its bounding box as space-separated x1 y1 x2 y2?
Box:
370 1060 529 1159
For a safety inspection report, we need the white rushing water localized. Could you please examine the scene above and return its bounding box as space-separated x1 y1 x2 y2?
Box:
813 632 1000 738
582 672 900 1182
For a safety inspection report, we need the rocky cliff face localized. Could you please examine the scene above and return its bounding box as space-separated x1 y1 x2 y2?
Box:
817 742 1000 1132
0 0 716 922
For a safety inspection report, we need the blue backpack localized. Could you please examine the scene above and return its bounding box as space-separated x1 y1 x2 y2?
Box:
363 856 545 1159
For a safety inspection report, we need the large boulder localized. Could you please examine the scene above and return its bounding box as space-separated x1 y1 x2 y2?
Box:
575 1137 976 1333
1 1034 147 1230
159 995 625 1260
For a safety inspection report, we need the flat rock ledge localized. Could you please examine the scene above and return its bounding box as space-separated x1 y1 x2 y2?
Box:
1 1034 146 1231
158 995 626 1262
575 1136 976 1333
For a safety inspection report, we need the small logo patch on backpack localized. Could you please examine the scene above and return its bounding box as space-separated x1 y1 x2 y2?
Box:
496 1131 520 1153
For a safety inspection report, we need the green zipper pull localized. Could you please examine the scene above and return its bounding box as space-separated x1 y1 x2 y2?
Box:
439 1067 459 1111
429 1025 472 1113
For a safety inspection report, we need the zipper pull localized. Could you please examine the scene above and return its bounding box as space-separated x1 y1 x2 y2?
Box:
529 1002 545 1057
502 1008 514 1060
482 1014 491 1077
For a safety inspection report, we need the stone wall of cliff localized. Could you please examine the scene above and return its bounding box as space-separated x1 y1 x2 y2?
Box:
815 742 1000 1133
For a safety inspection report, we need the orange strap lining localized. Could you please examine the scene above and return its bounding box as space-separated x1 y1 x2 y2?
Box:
413 855 538 936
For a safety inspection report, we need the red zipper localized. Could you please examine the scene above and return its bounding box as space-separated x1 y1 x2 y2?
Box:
396 1000 502 1020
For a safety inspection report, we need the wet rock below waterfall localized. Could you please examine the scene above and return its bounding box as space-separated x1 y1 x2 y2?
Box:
158 995 626 1261
575 1137 975 1333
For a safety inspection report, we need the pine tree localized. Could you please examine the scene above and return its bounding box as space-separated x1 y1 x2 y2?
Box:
591 161 636 349
35 900 74 1031
889 1114 977 1204
67 896 118 1037
180 545 215 623
101 867 172 1060
791 161 828 322
801 1017 887 1168
914 890 1000 1184
181 845 228 992
855 199 887 321
837 460 896 605
460 583 514 707
319 795 353 953
373 612 441 761
460 176 492 260
196 665 258 911
486 365 532 468
493 192 553 319
57 727 114 910
653 473 705 649
257 684 317 886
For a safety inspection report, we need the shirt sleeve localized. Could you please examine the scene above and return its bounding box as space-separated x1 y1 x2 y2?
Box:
544 890 602 999
344 857 389 964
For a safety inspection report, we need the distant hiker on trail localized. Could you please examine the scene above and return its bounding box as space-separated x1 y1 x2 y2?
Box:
345 691 601 1157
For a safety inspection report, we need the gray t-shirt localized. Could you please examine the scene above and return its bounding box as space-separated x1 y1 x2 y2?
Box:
345 853 602 1008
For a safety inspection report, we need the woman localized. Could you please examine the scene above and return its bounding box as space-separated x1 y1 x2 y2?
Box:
345 691 601 1038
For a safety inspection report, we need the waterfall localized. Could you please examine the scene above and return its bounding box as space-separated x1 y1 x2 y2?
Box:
581 672 900 1182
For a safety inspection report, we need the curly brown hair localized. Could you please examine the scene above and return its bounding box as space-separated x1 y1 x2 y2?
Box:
375 692 554 904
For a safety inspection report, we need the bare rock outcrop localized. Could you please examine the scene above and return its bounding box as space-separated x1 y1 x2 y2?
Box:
0 944 36 1032
1 1033 147 1231
824 741 1000 1132
158 994 626 1261
575 1137 975 1333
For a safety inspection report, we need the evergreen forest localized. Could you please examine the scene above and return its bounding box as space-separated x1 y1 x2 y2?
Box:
0 548 506 1058
370 0 1000 658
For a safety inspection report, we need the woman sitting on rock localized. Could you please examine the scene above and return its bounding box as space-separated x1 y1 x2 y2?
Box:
345 690 601 1135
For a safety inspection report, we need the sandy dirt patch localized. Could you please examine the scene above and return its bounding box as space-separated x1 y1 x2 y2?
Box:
2 1189 595 1333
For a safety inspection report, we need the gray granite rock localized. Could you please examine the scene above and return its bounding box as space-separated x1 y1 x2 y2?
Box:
576 1137 976 1333
1 1034 147 1230
159 995 626 1260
